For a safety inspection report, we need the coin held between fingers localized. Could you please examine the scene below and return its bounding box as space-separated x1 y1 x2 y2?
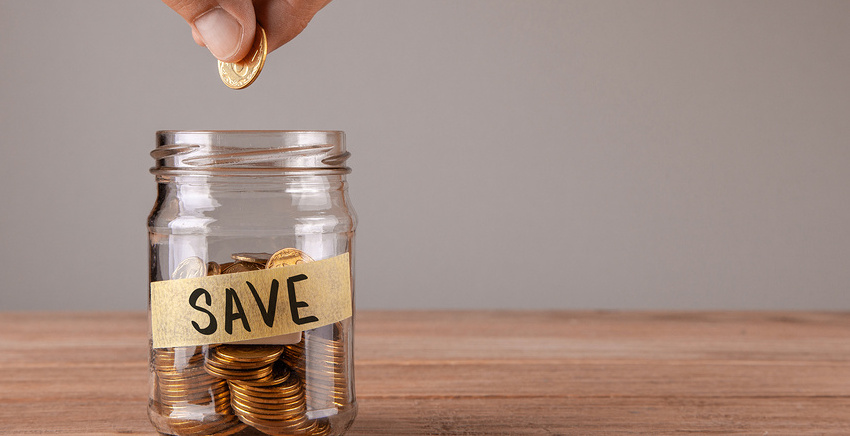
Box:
218 25 267 89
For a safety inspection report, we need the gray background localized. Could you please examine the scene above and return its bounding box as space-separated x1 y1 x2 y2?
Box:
1 1 849 311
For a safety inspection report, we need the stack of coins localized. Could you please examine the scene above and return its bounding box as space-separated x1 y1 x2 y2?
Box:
229 366 329 435
205 345 283 382
154 347 244 435
283 323 349 409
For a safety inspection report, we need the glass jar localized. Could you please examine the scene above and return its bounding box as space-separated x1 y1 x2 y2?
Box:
147 131 357 436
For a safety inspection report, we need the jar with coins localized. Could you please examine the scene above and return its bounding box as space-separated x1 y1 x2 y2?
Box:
147 131 357 436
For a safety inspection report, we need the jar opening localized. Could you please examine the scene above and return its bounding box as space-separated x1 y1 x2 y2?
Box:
151 130 350 176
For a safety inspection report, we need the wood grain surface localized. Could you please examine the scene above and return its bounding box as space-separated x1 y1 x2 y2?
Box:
0 311 848 434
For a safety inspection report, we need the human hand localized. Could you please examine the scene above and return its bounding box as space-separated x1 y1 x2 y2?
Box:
163 0 332 62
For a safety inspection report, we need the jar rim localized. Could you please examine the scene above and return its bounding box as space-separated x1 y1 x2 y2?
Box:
155 129 345 134
151 130 350 176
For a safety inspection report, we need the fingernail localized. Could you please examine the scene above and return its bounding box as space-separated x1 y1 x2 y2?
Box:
194 7 243 61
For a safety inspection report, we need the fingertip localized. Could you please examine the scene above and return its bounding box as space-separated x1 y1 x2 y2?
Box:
230 19 256 62
191 27 206 47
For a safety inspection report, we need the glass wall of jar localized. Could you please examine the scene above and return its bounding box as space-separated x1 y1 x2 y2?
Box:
147 131 357 436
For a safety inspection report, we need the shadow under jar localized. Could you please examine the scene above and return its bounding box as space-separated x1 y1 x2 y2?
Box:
147 131 357 436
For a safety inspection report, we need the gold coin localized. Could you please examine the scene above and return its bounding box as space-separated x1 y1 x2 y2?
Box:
228 379 301 397
171 256 206 279
229 390 304 407
207 355 277 370
222 261 264 274
231 252 273 264
218 25 267 89
229 380 302 398
234 412 312 431
215 345 285 362
156 363 209 375
229 368 292 387
205 362 274 380
231 392 307 412
158 378 226 390
158 386 225 399
266 248 314 269
159 385 229 398
155 348 205 368
228 374 299 391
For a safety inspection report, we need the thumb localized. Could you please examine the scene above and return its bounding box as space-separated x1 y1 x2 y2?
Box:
163 0 257 62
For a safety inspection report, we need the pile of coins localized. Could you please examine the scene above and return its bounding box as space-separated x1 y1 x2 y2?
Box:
171 249 314 281
153 248 347 436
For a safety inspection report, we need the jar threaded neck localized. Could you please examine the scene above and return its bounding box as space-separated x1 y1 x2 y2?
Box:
151 131 350 176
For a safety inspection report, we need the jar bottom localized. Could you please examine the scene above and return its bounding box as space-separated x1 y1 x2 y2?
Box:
149 400 357 436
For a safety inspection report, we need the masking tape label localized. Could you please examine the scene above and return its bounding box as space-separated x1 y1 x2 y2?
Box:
151 252 351 349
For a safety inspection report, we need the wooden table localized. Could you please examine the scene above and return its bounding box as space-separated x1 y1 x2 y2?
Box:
1 311 848 434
